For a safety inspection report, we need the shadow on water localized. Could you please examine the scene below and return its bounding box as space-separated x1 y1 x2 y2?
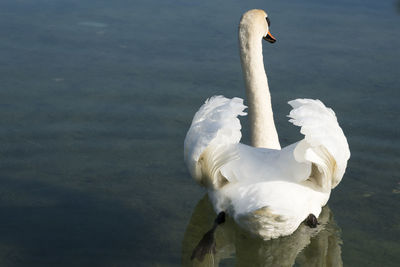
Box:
182 195 343 267
397 0 400 14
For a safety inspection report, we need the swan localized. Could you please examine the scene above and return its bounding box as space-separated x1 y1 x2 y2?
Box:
184 9 350 240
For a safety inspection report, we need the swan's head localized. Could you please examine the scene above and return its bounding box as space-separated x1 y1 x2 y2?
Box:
239 9 276 43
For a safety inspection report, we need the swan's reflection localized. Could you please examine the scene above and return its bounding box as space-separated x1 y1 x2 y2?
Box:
182 195 343 267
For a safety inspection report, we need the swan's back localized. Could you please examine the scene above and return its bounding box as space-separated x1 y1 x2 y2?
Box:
184 96 350 239
184 97 350 191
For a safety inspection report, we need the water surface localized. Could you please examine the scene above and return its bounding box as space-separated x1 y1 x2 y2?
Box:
0 0 399 266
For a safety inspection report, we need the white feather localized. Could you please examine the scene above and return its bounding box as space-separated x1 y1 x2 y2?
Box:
184 96 247 187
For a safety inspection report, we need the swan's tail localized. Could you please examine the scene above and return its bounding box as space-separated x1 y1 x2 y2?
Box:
288 99 350 190
184 96 247 188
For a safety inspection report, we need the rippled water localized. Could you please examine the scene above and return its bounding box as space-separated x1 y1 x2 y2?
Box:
0 0 399 266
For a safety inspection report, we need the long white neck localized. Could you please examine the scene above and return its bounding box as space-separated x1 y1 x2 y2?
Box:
239 29 281 149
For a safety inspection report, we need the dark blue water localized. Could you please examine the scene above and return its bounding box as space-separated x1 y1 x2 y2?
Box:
0 0 399 266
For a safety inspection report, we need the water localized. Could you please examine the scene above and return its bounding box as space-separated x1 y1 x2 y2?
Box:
0 0 399 266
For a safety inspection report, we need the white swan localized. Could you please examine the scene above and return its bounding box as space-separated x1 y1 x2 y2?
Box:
184 9 350 240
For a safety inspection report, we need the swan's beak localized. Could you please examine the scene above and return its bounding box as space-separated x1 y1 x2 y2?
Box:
263 31 276 43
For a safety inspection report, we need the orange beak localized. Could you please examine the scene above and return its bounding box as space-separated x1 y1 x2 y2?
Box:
263 31 276 43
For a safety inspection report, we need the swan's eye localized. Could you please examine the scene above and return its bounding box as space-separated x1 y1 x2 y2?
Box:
266 17 271 27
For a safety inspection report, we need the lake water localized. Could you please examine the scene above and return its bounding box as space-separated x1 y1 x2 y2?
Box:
0 0 399 266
